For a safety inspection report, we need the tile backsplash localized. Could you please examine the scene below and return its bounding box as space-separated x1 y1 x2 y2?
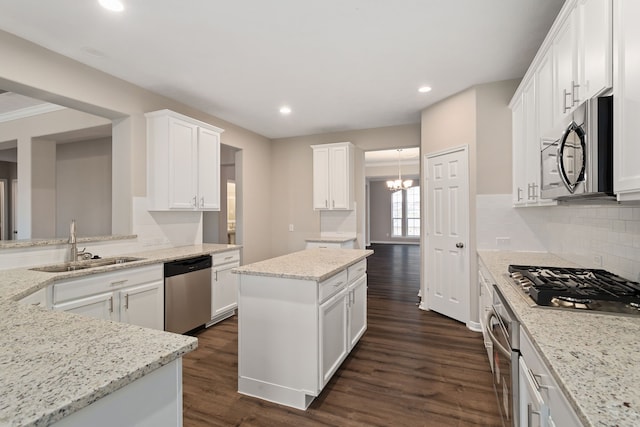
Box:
477 194 640 281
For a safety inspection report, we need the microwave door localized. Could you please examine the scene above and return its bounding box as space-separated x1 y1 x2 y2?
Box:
557 121 586 193
540 139 562 194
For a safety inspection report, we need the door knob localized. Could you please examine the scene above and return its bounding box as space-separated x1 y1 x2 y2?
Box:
456 242 464 249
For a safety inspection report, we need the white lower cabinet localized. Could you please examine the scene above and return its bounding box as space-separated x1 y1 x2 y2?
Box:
348 274 367 349
519 356 549 427
54 292 117 322
319 288 349 388
208 250 240 326
478 258 494 371
51 265 164 330
520 329 582 427
238 259 367 410
117 281 164 330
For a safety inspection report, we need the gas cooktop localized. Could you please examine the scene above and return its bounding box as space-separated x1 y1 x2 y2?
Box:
507 265 640 315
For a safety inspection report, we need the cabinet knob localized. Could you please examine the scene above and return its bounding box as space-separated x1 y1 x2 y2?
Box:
455 242 464 249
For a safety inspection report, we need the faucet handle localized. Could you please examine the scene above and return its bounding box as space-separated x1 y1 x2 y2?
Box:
77 248 92 261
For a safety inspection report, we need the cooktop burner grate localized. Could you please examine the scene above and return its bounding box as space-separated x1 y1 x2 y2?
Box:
507 265 640 314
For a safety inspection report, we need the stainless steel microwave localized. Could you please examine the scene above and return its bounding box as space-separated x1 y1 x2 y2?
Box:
540 95 613 201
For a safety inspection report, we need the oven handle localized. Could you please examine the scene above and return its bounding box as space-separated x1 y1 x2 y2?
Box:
485 310 511 358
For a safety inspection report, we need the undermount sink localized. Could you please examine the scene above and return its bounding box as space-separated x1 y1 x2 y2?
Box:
31 256 145 273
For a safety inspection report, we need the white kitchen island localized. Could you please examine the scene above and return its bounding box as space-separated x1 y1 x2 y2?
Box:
233 248 372 410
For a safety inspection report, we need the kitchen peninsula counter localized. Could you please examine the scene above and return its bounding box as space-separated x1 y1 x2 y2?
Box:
478 250 640 427
0 243 240 427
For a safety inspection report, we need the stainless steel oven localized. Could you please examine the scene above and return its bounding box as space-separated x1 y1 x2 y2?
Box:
486 285 520 427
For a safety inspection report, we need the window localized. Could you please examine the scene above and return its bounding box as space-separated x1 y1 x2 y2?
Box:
391 186 420 238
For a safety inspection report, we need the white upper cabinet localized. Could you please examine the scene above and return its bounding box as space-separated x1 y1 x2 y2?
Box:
311 142 354 210
553 0 612 123
146 110 223 211
512 93 527 206
613 0 640 200
577 0 613 101
511 0 612 205
553 10 579 121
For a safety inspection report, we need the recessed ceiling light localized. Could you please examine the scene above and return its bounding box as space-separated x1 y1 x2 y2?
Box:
279 106 292 115
99 0 124 12
418 86 432 93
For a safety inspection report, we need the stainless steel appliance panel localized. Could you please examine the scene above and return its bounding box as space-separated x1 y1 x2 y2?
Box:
165 256 212 334
540 95 613 201
487 285 520 426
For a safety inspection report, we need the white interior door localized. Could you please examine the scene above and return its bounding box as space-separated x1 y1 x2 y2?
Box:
424 146 470 324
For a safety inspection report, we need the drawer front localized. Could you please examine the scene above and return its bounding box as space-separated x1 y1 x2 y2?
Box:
212 250 240 266
53 264 163 304
347 259 367 283
306 241 342 249
520 330 582 427
319 270 348 303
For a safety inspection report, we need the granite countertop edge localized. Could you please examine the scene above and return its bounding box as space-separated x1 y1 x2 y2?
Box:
232 248 373 282
304 236 357 243
477 250 640 427
3 243 243 302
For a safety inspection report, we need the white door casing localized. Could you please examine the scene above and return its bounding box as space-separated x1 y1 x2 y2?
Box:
422 146 470 324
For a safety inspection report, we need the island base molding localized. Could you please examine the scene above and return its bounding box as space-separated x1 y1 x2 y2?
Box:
238 377 316 410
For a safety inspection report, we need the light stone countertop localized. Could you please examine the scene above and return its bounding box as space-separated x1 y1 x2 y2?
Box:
478 250 640 427
304 236 357 243
233 248 372 282
0 243 241 427
0 234 137 249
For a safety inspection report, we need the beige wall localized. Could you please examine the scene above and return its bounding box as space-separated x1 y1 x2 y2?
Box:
56 137 112 238
270 123 420 256
0 30 272 263
420 80 516 326
476 79 519 194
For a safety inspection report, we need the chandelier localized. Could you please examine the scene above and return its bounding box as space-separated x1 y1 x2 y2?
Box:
386 149 413 192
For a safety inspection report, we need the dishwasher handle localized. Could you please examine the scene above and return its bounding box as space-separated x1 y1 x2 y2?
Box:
164 255 212 278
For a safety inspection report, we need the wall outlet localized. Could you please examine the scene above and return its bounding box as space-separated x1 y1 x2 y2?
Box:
593 254 603 266
288 224 294 232
496 237 511 246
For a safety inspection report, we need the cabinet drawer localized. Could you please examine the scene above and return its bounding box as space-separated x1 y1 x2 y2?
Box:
347 259 366 283
53 265 162 304
520 330 582 427
212 250 240 266
319 270 348 304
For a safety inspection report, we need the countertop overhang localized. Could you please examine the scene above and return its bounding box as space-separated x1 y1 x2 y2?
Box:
233 248 372 282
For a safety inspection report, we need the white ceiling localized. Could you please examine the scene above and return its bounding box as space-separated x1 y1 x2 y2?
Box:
0 0 563 139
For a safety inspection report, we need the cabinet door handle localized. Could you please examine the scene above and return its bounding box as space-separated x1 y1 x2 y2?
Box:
325 200 328 208
572 81 580 106
124 293 129 309
563 88 572 113
332 200 335 208
110 279 128 286
109 296 114 313
192 196 197 207
527 404 541 427
200 197 204 208
517 187 523 202
214 270 218 281
335 281 344 287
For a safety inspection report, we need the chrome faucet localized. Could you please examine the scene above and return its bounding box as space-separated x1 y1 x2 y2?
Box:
69 219 78 262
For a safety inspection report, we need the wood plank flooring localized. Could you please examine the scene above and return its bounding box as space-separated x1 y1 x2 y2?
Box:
182 243 501 426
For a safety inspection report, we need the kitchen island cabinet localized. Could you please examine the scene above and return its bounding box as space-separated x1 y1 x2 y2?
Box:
233 248 372 410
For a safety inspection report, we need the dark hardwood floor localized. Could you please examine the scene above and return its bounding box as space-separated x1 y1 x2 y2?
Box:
182 243 501 426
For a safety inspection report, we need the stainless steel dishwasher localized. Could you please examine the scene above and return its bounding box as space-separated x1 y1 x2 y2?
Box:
164 255 212 334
